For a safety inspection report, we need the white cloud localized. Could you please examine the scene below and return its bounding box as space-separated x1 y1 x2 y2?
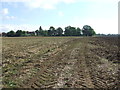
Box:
25 0 57 9
0 8 17 20
0 0 118 34
7 2 19 8
0 0 30 2
58 11 64 17
5 16 16 19
0 24 66 33
0 19 118 34
0 25 9 33
1 15 17 20
1 0 118 2
72 16 118 34
23 0 78 10
61 0 77 3
1 8 9 15
0 24 40 33
1 0 118 10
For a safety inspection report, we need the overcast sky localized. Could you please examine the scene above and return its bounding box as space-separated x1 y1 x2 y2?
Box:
0 0 119 34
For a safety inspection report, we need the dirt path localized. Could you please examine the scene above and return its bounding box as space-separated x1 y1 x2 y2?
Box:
20 38 95 88
53 38 94 88
16 37 119 89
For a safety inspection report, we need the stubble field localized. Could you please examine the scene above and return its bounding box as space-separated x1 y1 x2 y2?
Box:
2 36 119 89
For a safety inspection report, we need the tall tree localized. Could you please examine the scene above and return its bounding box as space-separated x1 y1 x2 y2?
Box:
49 26 56 36
39 26 43 36
2 32 7 37
35 30 39 36
42 30 48 36
64 26 78 36
70 27 76 36
22 31 27 36
56 27 63 36
64 26 71 36
76 27 82 36
48 30 52 36
39 26 42 31
15 30 23 36
82 25 96 36
6 30 15 37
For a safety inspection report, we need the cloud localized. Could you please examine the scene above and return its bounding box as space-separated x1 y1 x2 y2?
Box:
1 0 118 10
0 0 30 2
58 11 64 17
0 24 40 33
25 0 58 9
25 0 56 9
0 8 17 20
72 16 118 34
7 2 19 8
0 0 118 34
0 24 66 33
5 16 16 19
1 8 9 15
1 16 17 20
22 0 78 10
0 19 118 34
0 25 9 33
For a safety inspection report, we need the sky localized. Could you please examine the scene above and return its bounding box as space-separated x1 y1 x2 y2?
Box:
0 0 119 34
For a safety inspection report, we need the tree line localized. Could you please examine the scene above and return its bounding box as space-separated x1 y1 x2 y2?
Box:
2 25 96 37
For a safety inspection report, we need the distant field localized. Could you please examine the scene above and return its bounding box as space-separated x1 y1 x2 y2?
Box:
2 36 119 88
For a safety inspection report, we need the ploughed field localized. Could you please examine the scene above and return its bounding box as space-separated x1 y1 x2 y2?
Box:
2 36 119 89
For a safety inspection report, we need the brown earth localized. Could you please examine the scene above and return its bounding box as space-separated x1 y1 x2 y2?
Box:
2 36 119 89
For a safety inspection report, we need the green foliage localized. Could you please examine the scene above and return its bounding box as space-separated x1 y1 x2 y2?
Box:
35 30 39 36
39 26 43 36
82 25 96 36
49 26 56 36
76 27 82 36
42 30 48 36
4 25 96 37
64 26 71 36
56 27 63 36
6 30 15 37
2 32 7 37
64 26 81 36
15 30 23 36
48 30 52 36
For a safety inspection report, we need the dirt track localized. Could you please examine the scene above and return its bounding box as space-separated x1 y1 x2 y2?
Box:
2 37 119 89
20 37 119 88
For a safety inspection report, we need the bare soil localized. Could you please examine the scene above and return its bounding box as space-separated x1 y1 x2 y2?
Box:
2 36 119 89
